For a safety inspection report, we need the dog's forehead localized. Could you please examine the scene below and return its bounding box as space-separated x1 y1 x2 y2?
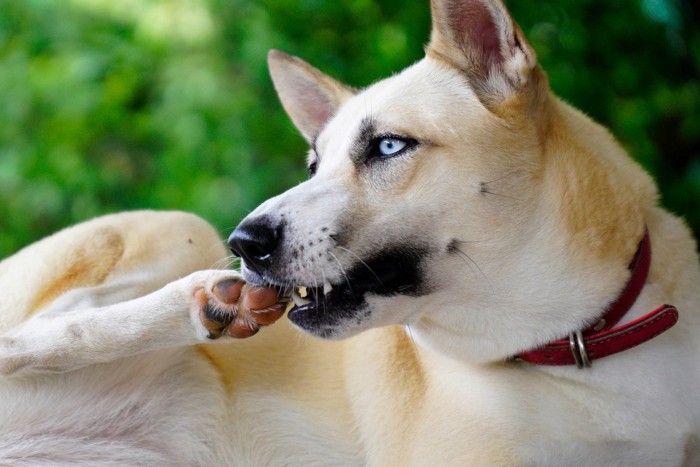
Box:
316 58 488 158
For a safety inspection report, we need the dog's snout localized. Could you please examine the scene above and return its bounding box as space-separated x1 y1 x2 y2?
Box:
228 216 281 272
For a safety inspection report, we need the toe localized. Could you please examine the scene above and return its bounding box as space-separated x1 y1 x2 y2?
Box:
250 302 287 326
212 278 244 305
226 316 260 339
241 285 280 311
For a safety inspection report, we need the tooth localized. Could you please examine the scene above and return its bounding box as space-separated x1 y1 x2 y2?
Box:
298 286 308 298
323 280 333 295
292 290 311 307
285 300 295 313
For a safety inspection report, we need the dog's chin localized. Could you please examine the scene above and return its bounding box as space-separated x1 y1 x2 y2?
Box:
241 246 429 339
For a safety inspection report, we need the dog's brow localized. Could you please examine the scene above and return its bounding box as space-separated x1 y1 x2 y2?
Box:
350 116 377 163
357 116 377 144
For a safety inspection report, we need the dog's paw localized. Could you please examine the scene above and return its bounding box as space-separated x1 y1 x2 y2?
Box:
194 277 287 339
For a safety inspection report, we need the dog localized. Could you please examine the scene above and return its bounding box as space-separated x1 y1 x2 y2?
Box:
1 0 699 465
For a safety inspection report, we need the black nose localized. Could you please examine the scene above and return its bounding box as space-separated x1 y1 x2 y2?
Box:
228 216 280 272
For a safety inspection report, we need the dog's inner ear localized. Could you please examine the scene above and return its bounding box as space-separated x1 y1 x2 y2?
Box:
428 0 537 102
268 50 355 144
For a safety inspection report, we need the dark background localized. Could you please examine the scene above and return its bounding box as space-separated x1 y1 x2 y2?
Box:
0 0 697 258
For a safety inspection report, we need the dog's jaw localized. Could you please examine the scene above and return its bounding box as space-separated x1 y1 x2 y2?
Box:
237 192 435 339
284 245 432 338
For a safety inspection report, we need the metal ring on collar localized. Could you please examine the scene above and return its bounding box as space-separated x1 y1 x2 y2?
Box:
568 330 592 369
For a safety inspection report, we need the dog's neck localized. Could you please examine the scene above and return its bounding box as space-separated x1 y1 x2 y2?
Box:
513 231 678 368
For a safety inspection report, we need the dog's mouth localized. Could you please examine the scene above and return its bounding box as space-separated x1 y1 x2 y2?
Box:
270 247 428 337
284 281 363 334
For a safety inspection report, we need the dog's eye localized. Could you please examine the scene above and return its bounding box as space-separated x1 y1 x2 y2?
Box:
377 137 408 156
307 160 318 176
363 134 418 163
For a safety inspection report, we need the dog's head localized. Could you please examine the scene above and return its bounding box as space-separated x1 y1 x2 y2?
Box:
230 0 656 363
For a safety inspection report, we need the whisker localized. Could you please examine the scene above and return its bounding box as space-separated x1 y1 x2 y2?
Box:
218 227 235 236
452 245 493 291
328 251 353 294
228 256 242 271
480 171 523 203
210 256 236 270
202 239 232 270
319 266 328 316
482 170 518 186
454 248 477 276
480 187 521 202
335 246 383 286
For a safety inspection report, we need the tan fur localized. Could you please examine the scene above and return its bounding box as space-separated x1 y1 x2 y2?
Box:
27 228 125 317
543 98 655 261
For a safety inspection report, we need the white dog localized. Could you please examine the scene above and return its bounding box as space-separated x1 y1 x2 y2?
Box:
1 0 699 465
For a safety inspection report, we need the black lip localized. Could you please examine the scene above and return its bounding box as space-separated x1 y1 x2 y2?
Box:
287 285 365 337
284 246 428 336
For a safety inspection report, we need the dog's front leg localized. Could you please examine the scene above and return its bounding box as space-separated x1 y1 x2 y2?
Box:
0 270 286 376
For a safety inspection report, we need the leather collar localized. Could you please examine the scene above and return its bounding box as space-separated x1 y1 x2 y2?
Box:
513 231 678 368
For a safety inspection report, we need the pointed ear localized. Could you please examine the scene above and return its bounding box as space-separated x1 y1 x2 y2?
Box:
268 50 355 143
427 0 537 101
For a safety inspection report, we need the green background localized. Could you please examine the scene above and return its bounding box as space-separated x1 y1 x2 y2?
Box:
0 0 698 258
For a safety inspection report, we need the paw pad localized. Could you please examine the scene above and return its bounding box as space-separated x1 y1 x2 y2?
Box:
197 278 287 339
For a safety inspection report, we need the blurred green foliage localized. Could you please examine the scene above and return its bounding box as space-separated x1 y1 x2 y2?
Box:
0 0 697 258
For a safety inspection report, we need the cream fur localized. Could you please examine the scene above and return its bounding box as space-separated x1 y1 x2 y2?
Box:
1 0 699 465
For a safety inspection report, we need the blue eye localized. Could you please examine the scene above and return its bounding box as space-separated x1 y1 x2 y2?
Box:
378 137 408 156
365 135 418 162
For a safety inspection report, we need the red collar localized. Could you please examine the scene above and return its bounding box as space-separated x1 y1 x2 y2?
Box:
514 231 678 368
